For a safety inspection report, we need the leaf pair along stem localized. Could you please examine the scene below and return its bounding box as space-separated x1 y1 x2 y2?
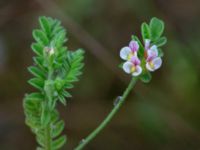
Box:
74 77 138 150
24 16 84 150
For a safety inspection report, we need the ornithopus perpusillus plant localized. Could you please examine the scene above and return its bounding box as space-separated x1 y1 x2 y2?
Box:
23 16 84 150
23 16 166 150
74 17 167 150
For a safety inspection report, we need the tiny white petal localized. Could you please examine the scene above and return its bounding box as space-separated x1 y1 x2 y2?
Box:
147 49 157 58
149 45 158 56
145 39 151 49
120 47 132 60
123 61 132 74
150 45 157 50
132 66 142 76
146 62 154 72
152 57 162 70
146 57 162 72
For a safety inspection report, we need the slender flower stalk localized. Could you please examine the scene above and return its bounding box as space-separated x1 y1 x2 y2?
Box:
74 17 166 150
74 77 138 150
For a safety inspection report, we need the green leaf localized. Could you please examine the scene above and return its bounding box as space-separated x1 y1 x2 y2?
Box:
33 56 45 69
24 99 40 111
36 135 45 147
64 49 84 83
25 92 44 101
62 90 72 98
140 72 152 83
52 135 67 150
51 30 67 48
153 37 167 47
24 93 43 110
51 110 59 123
28 66 46 79
150 17 164 41
33 29 49 45
51 120 65 138
39 16 51 36
65 76 78 82
52 20 63 36
56 47 67 60
58 95 66 105
31 43 43 56
141 23 150 40
28 78 44 90
64 83 74 89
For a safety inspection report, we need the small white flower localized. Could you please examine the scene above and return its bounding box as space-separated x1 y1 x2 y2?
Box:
120 47 133 60
122 56 142 76
146 57 162 72
120 40 139 61
144 39 162 72
146 45 158 61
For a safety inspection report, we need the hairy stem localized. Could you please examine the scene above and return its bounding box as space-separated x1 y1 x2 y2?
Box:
74 77 138 150
44 68 53 150
45 124 51 150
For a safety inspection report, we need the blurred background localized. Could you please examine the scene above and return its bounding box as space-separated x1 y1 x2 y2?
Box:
0 0 200 149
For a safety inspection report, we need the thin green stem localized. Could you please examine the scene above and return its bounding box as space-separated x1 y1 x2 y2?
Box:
74 77 138 150
45 124 51 150
44 68 53 150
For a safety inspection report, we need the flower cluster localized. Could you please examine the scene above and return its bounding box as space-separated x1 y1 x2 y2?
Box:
120 39 162 76
144 39 162 72
120 41 142 76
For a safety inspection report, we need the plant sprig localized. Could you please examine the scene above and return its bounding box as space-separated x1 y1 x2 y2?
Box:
130 17 167 83
74 17 167 150
23 16 84 150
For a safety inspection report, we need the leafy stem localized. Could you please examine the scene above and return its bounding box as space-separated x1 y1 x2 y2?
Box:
23 16 84 150
45 124 51 150
74 77 138 150
44 67 53 150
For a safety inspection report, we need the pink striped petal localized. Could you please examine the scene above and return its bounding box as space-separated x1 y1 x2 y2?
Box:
131 56 141 66
129 40 139 52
